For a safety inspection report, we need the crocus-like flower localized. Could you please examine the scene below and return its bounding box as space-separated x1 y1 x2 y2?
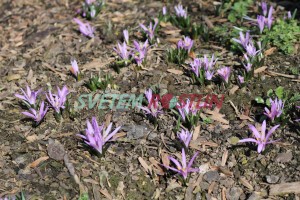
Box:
232 31 251 49
15 86 41 106
46 86 69 113
174 4 187 19
239 120 280 153
114 42 131 62
70 59 79 77
163 148 199 180
246 42 260 57
238 75 245 84
139 88 162 118
85 0 95 4
205 70 214 80
217 67 231 83
261 1 268 16
123 29 129 44
287 11 292 19
132 40 149 66
266 6 273 30
243 54 252 72
189 58 201 77
162 6 167 15
177 36 193 52
177 129 193 147
22 101 48 124
257 15 265 33
0 196 16 200
73 18 95 38
140 19 159 41
202 54 217 71
77 117 121 154
264 98 284 121
177 99 199 121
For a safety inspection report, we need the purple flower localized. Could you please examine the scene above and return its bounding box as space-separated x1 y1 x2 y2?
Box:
238 75 245 84
73 18 95 38
123 29 129 44
162 6 167 15
132 40 149 66
257 15 265 33
239 120 280 153
261 1 268 16
264 98 284 121
189 58 201 77
140 19 159 41
205 70 214 80
202 54 217 71
174 4 187 19
232 31 251 49
246 42 260 57
46 86 69 113
163 148 199 180
266 6 273 30
287 11 292 19
243 54 252 72
217 66 231 83
15 85 42 106
114 42 131 63
177 36 193 52
177 99 199 121
85 0 95 4
139 88 162 118
77 117 121 154
177 129 193 147
22 101 48 124
70 59 79 77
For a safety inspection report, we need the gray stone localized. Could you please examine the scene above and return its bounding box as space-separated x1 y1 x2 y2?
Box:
247 192 261 200
266 175 280 184
227 187 243 200
275 151 293 163
125 124 149 139
203 171 220 183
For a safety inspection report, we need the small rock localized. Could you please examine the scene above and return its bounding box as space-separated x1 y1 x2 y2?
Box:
227 187 243 200
275 151 293 163
247 192 261 200
266 175 280 184
126 124 149 139
220 178 235 188
47 139 66 161
203 171 220 183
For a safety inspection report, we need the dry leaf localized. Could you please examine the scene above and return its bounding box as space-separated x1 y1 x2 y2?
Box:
161 152 170 167
100 188 113 200
239 177 254 191
264 47 276 56
167 68 183 75
138 157 151 173
192 125 200 141
221 150 228 167
205 110 229 124
222 187 227 200
28 156 49 168
254 66 268 74
229 85 239 95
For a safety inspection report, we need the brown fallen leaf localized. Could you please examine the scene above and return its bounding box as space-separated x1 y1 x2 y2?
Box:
222 187 227 200
28 156 49 168
167 68 184 75
264 47 276 56
138 157 151 173
239 177 254 191
229 85 239 95
100 188 113 200
254 66 268 74
161 152 170 167
205 110 229 124
192 125 201 141
149 157 164 175
221 150 228 167
269 181 300 195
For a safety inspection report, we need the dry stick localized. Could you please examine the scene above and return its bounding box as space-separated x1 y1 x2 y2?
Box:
269 181 300 195
266 70 299 79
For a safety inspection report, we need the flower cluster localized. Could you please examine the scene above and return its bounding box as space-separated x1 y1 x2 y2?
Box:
139 88 163 118
79 0 104 20
257 2 273 33
264 98 284 121
114 30 149 66
190 55 218 85
174 4 187 19
15 85 69 125
177 36 193 53
77 117 121 154
140 19 159 43
73 18 95 38
217 66 231 84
